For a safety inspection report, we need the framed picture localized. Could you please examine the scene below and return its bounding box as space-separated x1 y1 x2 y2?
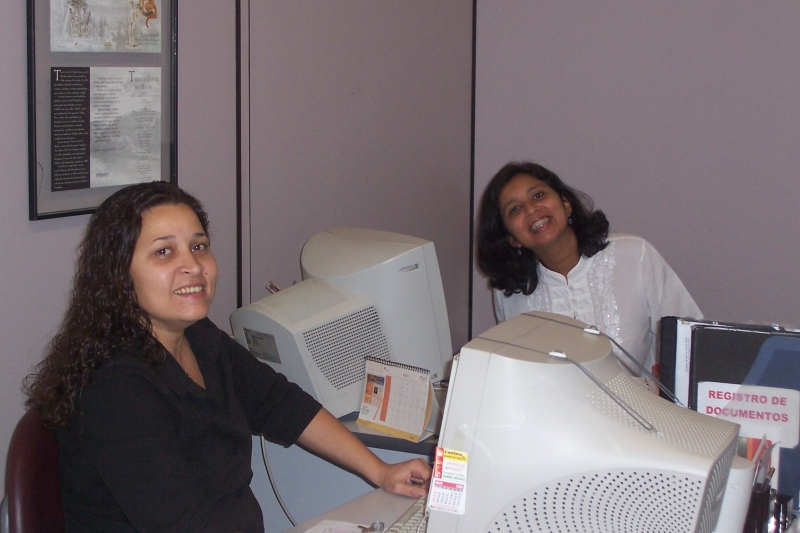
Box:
27 0 177 220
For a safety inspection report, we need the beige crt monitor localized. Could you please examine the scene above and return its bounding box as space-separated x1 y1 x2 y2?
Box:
428 312 741 533
230 227 453 418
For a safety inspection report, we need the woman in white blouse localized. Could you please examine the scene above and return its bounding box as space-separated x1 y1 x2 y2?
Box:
476 161 702 378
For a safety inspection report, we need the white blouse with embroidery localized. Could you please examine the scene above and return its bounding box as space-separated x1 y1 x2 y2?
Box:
493 233 702 375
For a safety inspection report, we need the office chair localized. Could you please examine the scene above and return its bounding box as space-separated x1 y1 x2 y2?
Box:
2 409 64 533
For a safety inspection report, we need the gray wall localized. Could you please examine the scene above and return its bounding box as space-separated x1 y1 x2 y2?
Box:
472 1 800 337
0 0 239 494
239 2 474 526
242 1 474 354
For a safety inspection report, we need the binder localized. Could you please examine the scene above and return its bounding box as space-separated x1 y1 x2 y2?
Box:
660 317 800 508
659 318 793 409
356 356 441 442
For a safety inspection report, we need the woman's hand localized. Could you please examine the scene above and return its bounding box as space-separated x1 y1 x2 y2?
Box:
375 458 431 498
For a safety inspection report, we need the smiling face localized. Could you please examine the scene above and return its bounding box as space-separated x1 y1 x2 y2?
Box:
128 203 218 341
498 173 575 256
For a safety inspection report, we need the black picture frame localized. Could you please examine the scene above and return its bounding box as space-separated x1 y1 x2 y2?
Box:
27 0 177 220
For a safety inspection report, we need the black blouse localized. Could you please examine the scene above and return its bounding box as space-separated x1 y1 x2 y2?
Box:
57 318 322 533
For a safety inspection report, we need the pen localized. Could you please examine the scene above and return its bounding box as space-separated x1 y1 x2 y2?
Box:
763 467 775 487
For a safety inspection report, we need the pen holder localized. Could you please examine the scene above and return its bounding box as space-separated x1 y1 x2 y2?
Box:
768 494 794 533
744 484 772 533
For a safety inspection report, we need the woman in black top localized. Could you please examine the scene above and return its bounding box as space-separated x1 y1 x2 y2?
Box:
26 182 430 533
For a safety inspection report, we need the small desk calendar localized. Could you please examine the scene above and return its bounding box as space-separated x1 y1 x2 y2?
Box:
428 446 468 515
357 356 439 442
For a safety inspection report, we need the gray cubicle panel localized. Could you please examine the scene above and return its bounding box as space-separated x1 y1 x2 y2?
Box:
239 0 474 348
238 2 473 527
471 1 800 336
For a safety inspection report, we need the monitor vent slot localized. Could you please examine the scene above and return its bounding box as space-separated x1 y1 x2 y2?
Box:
303 306 391 390
260 279 349 324
485 469 706 533
589 373 739 458
697 441 737 532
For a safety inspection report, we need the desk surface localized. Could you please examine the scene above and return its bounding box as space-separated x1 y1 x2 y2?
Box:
282 489 418 533
339 413 438 456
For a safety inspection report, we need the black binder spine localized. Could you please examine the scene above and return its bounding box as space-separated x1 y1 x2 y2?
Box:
659 316 679 401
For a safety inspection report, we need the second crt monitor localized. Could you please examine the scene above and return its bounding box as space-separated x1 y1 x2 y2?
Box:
428 311 741 533
230 227 453 417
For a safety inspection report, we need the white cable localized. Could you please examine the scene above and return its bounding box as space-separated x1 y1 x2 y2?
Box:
260 435 297 527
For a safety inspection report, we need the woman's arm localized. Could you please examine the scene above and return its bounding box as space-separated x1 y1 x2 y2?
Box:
296 409 431 498
219 321 432 497
639 238 703 321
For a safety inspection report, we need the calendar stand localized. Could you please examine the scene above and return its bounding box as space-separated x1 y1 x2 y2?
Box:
337 385 446 457
356 357 441 443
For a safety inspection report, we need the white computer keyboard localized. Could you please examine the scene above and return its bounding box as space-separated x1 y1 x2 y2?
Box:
385 495 428 533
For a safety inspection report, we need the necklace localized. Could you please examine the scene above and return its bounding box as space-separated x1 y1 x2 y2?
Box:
176 341 201 386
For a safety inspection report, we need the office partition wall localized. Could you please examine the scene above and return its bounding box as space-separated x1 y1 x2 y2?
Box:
240 0 473 348
238 1 473 526
472 1 800 336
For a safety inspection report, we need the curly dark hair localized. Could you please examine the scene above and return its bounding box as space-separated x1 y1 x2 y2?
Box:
476 162 609 297
25 181 210 428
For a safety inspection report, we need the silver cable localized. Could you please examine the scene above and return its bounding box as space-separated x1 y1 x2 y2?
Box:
548 350 659 434
476 316 661 434
522 312 684 407
417 513 428 533
260 435 297 526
